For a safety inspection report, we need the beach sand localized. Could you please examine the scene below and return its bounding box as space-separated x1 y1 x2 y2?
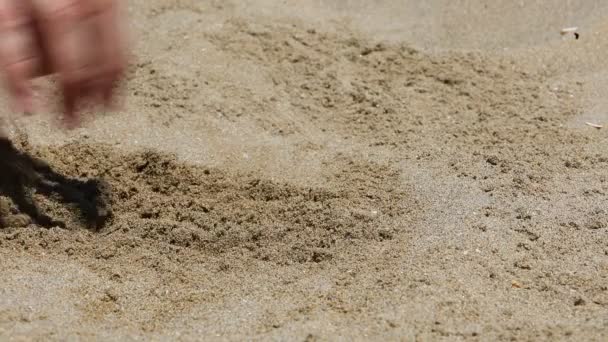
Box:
1 1 608 340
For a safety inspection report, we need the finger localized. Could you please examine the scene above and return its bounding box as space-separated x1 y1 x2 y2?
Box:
31 0 99 122
62 83 79 127
0 0 41 113
31 18 52 76
90 0 126 109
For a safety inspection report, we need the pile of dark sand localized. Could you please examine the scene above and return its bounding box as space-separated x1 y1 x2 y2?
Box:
0 136 413 264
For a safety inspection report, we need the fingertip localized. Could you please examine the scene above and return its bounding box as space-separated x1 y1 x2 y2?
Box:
61 92 80 129
10 85 34 115
20 98 34 115
102 85 122 111
61 111 81 129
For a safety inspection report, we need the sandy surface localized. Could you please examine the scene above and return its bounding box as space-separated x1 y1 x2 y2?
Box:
1 0 608 340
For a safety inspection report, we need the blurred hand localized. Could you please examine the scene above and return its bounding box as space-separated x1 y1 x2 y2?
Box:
0 0 126 127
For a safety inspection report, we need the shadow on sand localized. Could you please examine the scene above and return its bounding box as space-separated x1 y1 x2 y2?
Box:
0 138 112 230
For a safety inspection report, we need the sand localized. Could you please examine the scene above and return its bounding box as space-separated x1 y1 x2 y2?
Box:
1 0 608 340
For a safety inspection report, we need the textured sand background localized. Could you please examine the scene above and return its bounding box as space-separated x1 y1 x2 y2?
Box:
1 0 608 340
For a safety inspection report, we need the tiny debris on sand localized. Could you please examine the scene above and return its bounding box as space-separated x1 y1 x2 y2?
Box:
585 122 603 129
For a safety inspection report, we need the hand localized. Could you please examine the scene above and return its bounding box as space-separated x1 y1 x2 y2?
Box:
0 0 126 127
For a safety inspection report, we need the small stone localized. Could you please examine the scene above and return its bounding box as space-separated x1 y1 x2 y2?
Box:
103 288 119 302
587 220 606 230
486 156 500 166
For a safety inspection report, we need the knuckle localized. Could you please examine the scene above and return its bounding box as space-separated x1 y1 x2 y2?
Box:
0 7 10 23
92 61 123 81
0 32 36 62
0 5 30 29
35 0 93 21
61 68 86 86
90 0 116 11
2 55 39 78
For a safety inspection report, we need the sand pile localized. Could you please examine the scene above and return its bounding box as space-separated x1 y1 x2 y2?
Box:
1 138 412 265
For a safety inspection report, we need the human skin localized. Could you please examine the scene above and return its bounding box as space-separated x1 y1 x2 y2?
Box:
0 0 127 127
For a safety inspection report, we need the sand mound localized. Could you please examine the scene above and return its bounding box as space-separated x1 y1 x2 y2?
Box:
0 140 414 265
206 20 579 146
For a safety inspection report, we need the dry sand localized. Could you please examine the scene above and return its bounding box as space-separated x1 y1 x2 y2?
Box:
1 0 608 340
